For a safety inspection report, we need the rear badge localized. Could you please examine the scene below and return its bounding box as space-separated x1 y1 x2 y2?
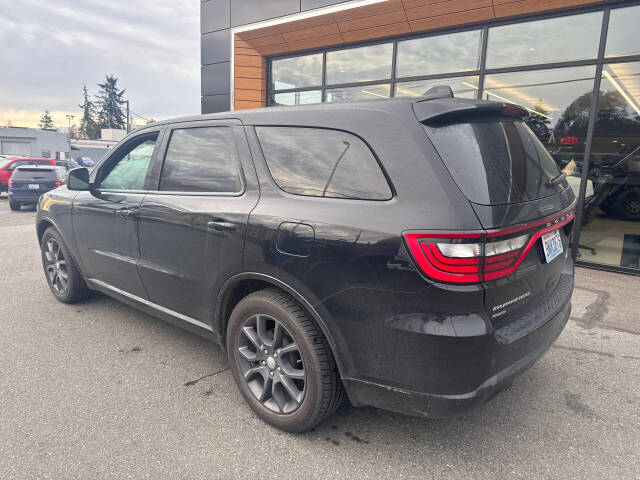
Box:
492 291 531 318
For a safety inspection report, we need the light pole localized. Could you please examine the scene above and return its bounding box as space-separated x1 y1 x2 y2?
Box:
65 114 75 138
125 100 130 133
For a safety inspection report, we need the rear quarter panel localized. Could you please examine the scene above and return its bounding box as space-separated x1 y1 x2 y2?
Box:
241 104 489 386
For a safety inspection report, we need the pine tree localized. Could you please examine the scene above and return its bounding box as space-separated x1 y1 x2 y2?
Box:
95 74 126 130
78 85 98 139
38 110 55 129
525 101 552 142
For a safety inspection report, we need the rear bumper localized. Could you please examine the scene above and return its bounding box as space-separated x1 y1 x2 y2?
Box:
342 271 573 417
8 194 40 204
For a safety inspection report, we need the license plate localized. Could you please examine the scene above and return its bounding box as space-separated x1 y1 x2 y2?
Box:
28 184 39 189
541 229 563 263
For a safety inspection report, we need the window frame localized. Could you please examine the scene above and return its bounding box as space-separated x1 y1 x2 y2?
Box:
150 119 248 197
92 128 163 193
266 0 640 107
254 125 394 202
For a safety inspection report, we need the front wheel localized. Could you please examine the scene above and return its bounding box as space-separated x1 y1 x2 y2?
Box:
40 227 90 303
226 289 344 432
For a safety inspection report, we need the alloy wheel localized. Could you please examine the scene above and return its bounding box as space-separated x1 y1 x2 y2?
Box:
626 198 640 215
236 314 305 414
44 238 69 294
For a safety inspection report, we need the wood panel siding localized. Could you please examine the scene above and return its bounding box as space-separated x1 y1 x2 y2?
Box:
232 0 612 110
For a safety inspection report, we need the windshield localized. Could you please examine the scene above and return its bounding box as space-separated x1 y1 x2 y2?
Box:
424 119 564 205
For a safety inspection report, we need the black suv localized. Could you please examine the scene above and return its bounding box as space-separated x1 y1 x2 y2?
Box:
36 93 576 432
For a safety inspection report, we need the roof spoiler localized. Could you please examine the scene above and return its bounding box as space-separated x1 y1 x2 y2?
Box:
414 98 529 125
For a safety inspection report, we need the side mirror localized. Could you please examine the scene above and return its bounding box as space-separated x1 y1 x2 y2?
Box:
67 167 90 191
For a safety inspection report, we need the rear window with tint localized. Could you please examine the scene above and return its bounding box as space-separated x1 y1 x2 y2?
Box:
423 119 563 205
256 127 391 200
12 168 59 180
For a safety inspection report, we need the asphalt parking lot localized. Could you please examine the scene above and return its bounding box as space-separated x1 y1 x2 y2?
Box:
0 197 638 479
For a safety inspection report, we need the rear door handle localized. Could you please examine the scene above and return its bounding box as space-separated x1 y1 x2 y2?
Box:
207 220 236 231
115 208 137 218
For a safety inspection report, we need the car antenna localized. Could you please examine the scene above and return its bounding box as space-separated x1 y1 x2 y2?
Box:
421 85 454 100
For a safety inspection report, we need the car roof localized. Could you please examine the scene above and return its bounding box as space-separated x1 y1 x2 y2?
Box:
143 95 512 128
8 157 54 161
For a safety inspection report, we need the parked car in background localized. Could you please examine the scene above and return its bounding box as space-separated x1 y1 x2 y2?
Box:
9 165 65 211
0 157 56 194
55 159 82 171
36 91 576 432
74 157 96 168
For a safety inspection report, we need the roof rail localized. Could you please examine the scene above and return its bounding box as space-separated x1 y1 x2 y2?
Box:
421 85 454 100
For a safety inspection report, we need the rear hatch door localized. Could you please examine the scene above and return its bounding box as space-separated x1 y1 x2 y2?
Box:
11 168 60 195
418 100 576 327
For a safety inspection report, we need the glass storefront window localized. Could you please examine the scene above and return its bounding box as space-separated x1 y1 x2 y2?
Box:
396 30 482 78
394 76 479 99
325 84 390 103
484 66 597 200
486 12 603 69
579 62 640 270
271 90 322 106
271 53 323 91
326 43 393 85
605 5 640 58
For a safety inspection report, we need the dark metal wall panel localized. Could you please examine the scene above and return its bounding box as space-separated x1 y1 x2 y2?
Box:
201 0 231 33
201 29 231 65
301 0 350 11
231 0 301 27
202 94 231 113
201 62 231 96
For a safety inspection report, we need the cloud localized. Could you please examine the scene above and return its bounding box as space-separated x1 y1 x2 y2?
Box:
0 0 201 127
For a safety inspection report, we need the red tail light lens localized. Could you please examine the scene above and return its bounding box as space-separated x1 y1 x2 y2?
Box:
8 179 13 188
404 210 575 284
55 181 63 188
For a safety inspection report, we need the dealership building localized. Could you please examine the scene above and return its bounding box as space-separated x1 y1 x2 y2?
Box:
200 0 640 274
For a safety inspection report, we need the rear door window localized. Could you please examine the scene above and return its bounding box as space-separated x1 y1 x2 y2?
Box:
423 119 563 205
159 127 243 193
256 127 391 200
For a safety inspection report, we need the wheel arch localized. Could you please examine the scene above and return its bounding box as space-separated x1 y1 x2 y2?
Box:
37 217 55 245
215 272 346 377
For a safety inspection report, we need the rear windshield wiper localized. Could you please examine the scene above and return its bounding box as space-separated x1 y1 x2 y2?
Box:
547 172 566 186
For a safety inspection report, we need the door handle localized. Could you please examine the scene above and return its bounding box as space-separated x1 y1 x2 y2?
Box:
207 220 236 231
115 208 137 218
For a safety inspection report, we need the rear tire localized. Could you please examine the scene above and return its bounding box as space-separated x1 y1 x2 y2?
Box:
226 288 345 432
9 201 20 211
40 227 90 303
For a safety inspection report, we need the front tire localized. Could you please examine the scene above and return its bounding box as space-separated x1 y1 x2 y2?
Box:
227 288 344 432
9 200 20 211
40 227 90 303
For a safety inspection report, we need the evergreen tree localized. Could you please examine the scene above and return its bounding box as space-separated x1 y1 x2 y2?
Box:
39 110 55 129
95 74 126 130
525 101 552 142
78 85 98 139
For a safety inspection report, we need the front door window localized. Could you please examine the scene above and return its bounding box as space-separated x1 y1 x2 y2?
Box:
99 136 157 191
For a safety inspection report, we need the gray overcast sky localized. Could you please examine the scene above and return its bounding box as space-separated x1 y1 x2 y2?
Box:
0 0 200 127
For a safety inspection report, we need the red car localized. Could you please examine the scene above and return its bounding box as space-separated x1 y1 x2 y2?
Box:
0 157 56 193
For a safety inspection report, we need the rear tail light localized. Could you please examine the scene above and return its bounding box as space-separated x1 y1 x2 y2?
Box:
55 181 63 187
8 179 13 188
404 210 575 284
